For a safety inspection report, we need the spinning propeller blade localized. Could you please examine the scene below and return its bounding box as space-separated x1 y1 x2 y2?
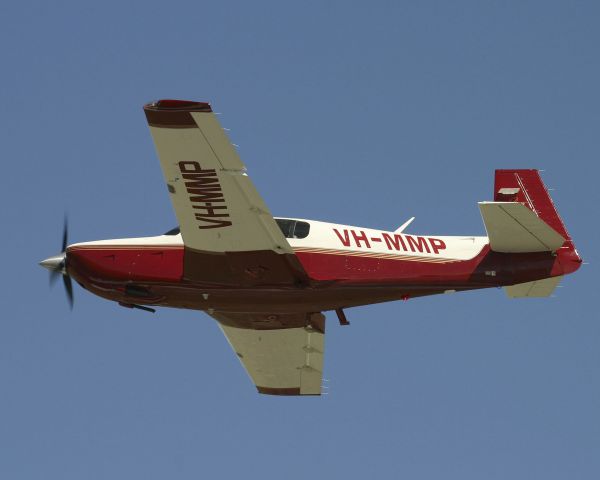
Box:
40 216 74 309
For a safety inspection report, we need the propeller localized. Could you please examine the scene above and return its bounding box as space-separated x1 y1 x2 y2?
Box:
40 217 74 309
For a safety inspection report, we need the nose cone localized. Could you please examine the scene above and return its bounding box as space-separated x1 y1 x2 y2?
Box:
39 253 66 273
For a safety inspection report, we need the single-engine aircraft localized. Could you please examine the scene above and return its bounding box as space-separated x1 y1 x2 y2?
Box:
40 100 582 396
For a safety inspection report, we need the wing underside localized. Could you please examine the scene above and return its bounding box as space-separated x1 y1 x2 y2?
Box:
210 311 326 395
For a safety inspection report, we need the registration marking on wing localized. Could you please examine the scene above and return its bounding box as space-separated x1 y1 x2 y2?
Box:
179 161 232 230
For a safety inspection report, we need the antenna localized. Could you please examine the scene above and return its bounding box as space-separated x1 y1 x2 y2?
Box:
394 216 415 233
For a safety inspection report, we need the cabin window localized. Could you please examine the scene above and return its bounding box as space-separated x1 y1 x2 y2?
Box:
293 221 310 239
275 219 310 239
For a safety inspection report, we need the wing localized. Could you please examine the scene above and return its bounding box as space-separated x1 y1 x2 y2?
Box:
210 311 326 395
144 100 307 286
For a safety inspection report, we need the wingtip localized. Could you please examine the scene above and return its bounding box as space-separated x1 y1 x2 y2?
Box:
143 99 212 112
256 386 301 396
144 99 212 129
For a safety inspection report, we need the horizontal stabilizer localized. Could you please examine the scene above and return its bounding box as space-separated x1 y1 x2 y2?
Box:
479 202 566 253
504 275 563 298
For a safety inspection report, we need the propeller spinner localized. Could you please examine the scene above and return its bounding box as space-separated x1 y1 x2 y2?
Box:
39 218 74 309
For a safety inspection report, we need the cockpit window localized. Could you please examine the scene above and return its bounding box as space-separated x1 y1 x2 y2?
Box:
164 222 310 239
164 227 180 235
275 219 310 239
275 219 295 238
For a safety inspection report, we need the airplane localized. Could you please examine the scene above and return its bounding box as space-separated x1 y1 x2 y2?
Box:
39 99 582 396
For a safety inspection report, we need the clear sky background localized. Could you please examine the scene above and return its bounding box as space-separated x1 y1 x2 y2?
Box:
1 1 598 478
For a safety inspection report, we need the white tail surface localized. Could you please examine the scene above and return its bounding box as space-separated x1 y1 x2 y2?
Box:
479 202 566 253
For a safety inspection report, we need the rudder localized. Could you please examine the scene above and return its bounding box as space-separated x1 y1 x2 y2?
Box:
494 170 571 243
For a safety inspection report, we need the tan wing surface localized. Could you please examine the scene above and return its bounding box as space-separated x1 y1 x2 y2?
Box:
144 100 307 286
210 312 326 395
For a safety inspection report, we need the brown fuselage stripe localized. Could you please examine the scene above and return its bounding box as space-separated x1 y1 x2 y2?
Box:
68 245 182 251
68 244 463 263
293 246 462 263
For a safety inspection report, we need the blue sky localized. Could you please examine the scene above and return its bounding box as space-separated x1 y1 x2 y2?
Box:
1 1 599 478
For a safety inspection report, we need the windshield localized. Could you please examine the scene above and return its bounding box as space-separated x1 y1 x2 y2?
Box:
274 219 310 239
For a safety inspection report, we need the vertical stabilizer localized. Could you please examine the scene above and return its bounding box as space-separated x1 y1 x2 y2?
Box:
494 170 571 242
492 169 582 275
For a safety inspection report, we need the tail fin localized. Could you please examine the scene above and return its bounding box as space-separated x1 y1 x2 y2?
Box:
490 169 582 278
494 170 571 243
